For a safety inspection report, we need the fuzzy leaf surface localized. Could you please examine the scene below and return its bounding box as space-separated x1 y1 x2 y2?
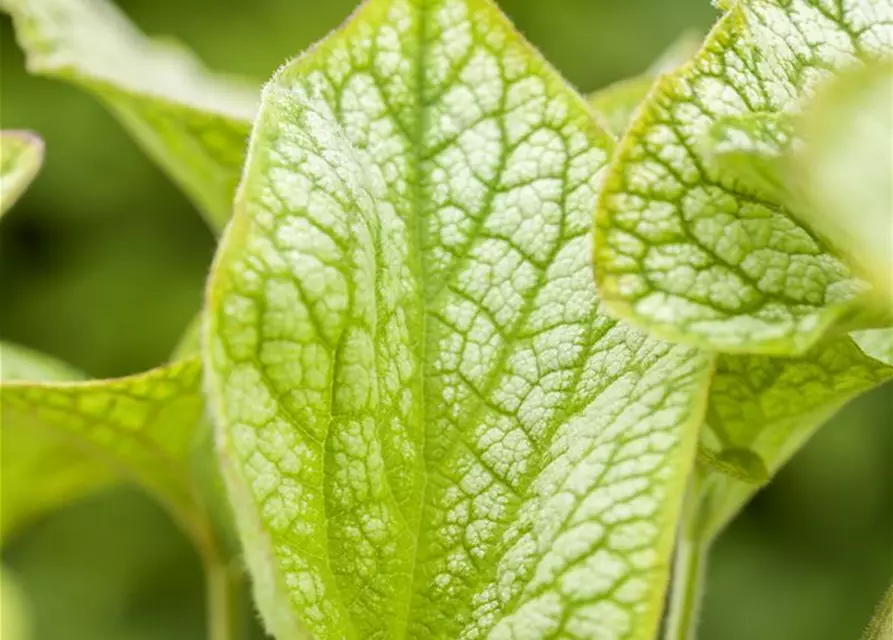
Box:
205 1 713 638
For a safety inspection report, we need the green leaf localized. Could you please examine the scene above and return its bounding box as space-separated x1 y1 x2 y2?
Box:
863 581 893 640
0 342 85 383
700 112 794 205
0 131 44 217
2 0 258 231
0 342 112 540
0 349 213 547
594 0 891 355
699 336 892 537
588 31 701 137
205 1 713 637
792 60 893 306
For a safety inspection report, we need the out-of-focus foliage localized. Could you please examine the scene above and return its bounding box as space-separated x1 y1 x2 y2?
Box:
0 2 888 640
0 131 44 216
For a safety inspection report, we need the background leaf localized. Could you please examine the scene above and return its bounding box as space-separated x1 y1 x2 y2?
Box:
588 30 702 136
2 0 257 231
0 130 43 216
0 350 212 548
206 0 713 637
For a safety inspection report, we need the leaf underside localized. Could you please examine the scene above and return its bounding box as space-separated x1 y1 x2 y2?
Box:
0 349 209 543
205 1 713 638
2 0 257 231
0 130 44 217
594 0 891 355
701 335 892 537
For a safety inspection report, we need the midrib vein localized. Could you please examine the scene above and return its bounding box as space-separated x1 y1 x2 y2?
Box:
399 0 432 636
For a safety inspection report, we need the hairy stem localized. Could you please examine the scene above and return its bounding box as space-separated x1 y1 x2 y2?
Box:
205 550 246 640
664 472 710 640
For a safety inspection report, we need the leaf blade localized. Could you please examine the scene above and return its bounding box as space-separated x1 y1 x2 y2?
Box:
205 1 714 638
793 60 893 306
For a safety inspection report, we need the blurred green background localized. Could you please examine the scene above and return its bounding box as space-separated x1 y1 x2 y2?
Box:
0 0 890 638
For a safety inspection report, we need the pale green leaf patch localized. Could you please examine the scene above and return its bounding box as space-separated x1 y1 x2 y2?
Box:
852 329 893 367
792 60 893 307
588 31 702 137
594 0 891 355
0 342 112 540
2 0 259 231
700 112 794 205
205 0 714 638
0 131 44 217
0 569 30 640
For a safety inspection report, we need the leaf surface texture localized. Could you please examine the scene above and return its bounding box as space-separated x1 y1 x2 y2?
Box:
205 1 713 638
594 0 891 354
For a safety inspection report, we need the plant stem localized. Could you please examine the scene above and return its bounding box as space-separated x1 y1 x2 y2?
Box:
205 550 246 640
664 473 710 640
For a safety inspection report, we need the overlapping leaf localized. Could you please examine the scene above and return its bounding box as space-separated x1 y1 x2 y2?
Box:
205 0 714 637
793 60 893 306
588 32 702 137
700 112 794 205
0 345 212 547
2 0 258 231
594 0 892 355
0 131 44 217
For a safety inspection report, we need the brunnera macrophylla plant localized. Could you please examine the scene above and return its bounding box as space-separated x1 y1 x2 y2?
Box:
0 0 890 639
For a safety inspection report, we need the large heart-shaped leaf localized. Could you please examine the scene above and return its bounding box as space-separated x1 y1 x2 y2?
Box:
204 1 714 637
594 0 891 355
2 0 258 231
